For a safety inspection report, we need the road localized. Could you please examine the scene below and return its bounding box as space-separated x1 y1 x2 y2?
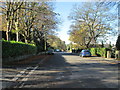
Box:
2 52 119 88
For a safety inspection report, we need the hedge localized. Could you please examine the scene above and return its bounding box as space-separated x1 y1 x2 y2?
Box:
90 48 107 57
90 48 97 56
2 40 37 58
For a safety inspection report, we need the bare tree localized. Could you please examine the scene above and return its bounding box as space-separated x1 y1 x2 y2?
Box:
68 2 117 48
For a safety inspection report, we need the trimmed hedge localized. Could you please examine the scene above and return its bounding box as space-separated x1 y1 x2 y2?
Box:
90 48 107 57
2 40 37 58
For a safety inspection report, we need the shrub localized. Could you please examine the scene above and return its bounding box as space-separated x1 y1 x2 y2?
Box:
97 48 107 57
2 40 37 58
36 45 44 53
90 48 107 57
90 48 97 55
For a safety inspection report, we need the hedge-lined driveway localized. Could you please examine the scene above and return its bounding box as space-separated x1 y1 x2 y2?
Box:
2 52 119 88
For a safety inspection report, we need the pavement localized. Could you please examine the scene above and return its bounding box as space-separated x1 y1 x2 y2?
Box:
1 52 119 88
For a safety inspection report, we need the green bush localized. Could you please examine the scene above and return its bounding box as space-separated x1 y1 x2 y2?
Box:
36 45 44 53
90 48 107 57
2 40 37 58
90 48 96 56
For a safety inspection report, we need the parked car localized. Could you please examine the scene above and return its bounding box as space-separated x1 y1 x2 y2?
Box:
47 49 54 55
55 49 61 52
79 50 91 57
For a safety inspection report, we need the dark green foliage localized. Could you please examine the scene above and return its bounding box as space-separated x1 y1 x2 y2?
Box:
36 45 44 53
116 35 120 50
90 48 107 57
101 41 104 48
2 40 37 58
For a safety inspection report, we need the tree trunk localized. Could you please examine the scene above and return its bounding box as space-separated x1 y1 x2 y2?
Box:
6 21 10 41
25 39 27 43
44 40 46 51
15 8 19 42
16 32 19 41
6 31 9 41
86 45 89 49
15 22 19 41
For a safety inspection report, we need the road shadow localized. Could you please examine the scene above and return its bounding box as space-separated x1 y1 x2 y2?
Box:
39 53 71 68
2 54 50 69
59 52 78 56
90 56 100 57
2 52 119 88
20 53 118 88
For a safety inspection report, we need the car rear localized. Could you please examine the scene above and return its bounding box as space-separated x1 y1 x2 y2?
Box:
80 50 91 57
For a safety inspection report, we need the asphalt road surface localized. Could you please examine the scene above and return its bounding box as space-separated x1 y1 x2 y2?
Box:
2 52 119 88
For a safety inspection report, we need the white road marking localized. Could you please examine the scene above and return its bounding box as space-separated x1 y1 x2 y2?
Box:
12 59 44 82
20 59 46 82
19 83 24 88
12 74 23 81
12 67 31 81
14 56 48 88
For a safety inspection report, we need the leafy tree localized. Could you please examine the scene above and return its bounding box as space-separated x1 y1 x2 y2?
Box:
33 2 59 50
116 34 120 50
1 1 60 51
1 2 23 41
68 2 116 48
47 35 66 51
